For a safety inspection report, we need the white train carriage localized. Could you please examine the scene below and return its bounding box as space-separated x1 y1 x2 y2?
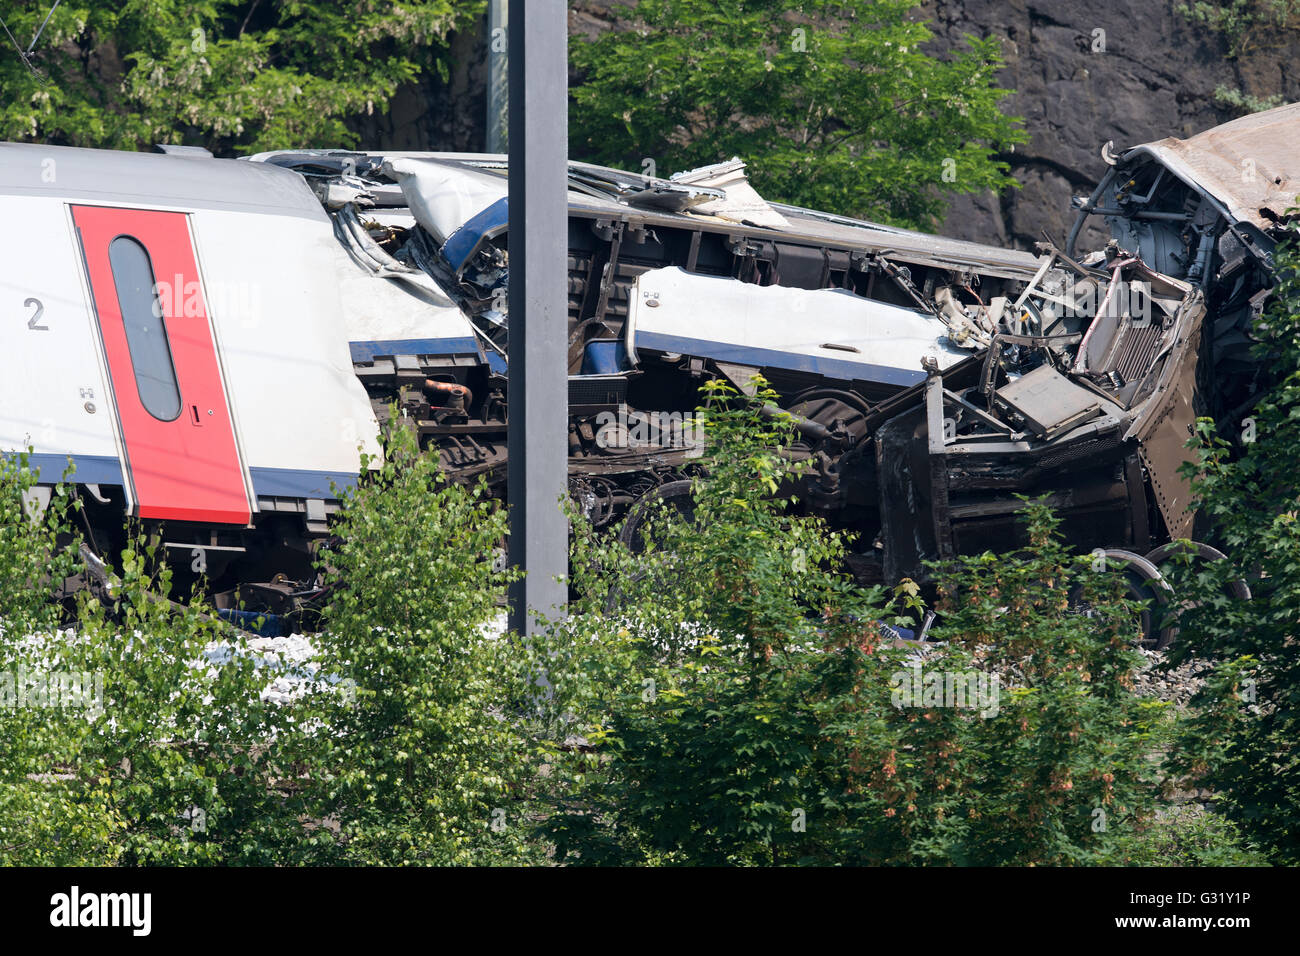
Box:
0 142 381 601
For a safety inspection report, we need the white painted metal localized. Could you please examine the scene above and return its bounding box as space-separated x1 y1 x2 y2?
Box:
384 157 507 244
335 249 478 349
186 209 382 488
626 267 971 385
0 166 381 498
0 195 122 471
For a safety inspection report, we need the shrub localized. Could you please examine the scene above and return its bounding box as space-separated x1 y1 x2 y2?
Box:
538 379 901 864
1 452 339 865
538 383 1166 865
304 419 539 865
1097 808 1269 867
913 507 1168 865
34 538 318 865
0 452 121 865
1 419 542 866
1163 235 1300 865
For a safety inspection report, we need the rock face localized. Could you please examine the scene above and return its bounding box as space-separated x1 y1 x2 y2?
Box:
924 0 1300 249
357 1 1300 249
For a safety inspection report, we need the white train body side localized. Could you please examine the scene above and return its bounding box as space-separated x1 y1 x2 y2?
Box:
0 142 381 524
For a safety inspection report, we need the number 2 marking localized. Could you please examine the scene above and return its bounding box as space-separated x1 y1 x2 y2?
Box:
25 297 48 331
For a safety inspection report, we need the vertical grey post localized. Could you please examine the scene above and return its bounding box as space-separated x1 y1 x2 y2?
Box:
507 0 568 639
486 0 508 153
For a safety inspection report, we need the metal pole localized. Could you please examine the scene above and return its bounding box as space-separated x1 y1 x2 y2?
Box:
507 0 568 640
486 0 508 153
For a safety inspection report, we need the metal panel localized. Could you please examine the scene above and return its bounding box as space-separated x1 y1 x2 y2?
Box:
925 374 955 560
1122 102 1300 232
0 142 325 220
0 195 122 482
1127 296 1207 539
627 266 971 387
186 207 384 490
73 204 251 524
993 364 1103 440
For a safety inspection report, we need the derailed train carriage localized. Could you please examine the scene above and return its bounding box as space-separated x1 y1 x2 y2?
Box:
1 102 1294 633
0 143 382 623
249 104 1294 630
244 147 1046 542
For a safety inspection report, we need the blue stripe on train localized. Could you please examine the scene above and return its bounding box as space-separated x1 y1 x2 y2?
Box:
8 453 360 505
442 196 509 272
248 466 358 500
7 453 125 486
349 336 480 362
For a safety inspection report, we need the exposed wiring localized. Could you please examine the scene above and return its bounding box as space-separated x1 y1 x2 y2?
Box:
28 0 61 53
0 0 61 82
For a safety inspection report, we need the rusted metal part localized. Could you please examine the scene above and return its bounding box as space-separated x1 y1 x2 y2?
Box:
1124 454 1151 554
591 219 623 328
1074 258 1137 373
875 406 928 582
424 378 469 400
1125 294 1207 540
1125 103 1300 233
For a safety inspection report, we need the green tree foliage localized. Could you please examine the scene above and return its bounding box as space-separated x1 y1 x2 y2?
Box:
0 453 307 865
1165 235 1300 865
1096 807 1267 866
0 0 482 153
539 379 887 865
569 0 1027 229
51 543 321 865
303 419 539 865
0 420 542 866
0 453 121 865
921 514 1166 865
539 383 1168 865
0 399 1267 865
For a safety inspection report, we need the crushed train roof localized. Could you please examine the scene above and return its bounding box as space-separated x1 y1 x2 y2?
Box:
1122 101 1300 231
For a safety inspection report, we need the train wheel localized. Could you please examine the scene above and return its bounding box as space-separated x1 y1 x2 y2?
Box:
1072 548 1175 650
1142 540 1251 647
786 387 872 441
1143 541 1251 600
617 479 697 555
603 481 697 615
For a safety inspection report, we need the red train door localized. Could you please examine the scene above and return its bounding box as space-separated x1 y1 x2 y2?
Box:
72 205 251 525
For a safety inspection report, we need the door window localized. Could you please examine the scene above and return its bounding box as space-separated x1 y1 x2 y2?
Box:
107 235 182 421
